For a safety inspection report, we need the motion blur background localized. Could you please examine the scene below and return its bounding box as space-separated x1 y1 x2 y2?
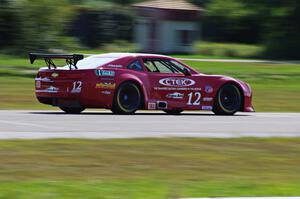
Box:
1 0 300 59
0 1 300 198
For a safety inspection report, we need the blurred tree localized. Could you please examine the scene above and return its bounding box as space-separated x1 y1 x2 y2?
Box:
203 0 262 43
69 8 134 48
67 0 143 5
19 0 75 51
114 0 132 5
202 0 300 59
189 0 211 6
0 0 75 53
264 0 300 59
0 0 21 48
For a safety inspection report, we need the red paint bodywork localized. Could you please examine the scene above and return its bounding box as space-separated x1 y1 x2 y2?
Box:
35 53 254 112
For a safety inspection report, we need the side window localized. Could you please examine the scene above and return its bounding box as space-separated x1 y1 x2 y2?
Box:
144 59 173 73
127 60 143 71
152 60 174 73
169 60 189 73
143 59 184 74
144 60 158 72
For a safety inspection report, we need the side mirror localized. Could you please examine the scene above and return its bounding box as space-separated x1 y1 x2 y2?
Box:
183 68 191 76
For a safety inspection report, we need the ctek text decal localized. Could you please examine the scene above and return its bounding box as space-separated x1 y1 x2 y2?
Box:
159 78 195 87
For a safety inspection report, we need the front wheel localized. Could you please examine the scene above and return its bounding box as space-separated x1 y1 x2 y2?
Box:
213 84 242 115
59 107 85 114
112 82 142 114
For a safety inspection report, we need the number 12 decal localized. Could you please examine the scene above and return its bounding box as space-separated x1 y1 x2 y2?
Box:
72 81 82 93
187 92 201 105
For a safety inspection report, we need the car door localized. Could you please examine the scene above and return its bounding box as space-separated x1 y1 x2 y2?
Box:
142 58 202 110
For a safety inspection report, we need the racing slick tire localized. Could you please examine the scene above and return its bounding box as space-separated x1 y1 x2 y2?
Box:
213 84 242 115
59 107 85 114
163 109 183 115
112 82 142 114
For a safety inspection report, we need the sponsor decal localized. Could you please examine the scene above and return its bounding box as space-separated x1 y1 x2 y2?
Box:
166 92 184 99
46 86 59 93
107 64 123 68
71 89 81 93
101 78 115 81
148 102 156 110
95 70 115 77
202 106 213 110
71 81 82 93
36 80 41 88
51 73 59 78
203 97 213 102
205 85 213 93
159 78 195 87
187 92 201 105
41 77 52 82
36 77 52 82
154 87 201 91
96 82 116 89
101 90 111 95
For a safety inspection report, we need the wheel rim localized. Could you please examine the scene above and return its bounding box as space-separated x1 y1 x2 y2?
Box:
118 84 140 111
219 85 241 112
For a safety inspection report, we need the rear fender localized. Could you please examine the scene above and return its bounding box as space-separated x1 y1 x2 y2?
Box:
115 73 149 109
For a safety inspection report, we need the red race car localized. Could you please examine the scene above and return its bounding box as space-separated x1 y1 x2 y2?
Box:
30 53 254 115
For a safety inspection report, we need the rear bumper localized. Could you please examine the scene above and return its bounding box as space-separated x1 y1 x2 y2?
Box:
37 96 82 108
36 87 82 108
36 90 69 98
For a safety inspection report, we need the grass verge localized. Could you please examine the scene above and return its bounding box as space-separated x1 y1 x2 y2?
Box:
0 138 300 198
193 42 264 58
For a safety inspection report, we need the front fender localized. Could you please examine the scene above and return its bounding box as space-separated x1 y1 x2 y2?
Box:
218 77 253 112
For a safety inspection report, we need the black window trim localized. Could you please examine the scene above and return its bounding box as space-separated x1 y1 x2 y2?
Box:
127 59 144 72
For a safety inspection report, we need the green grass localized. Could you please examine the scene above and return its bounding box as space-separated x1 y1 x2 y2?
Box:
0 76 53 109
193 42 264 58
72 41 264 59
0 54 299 111
0 138 300 198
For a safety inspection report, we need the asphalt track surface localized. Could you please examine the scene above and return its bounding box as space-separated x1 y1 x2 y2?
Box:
0 110 299 139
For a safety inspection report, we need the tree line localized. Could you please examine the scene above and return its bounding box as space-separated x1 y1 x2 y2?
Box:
0 0 299 59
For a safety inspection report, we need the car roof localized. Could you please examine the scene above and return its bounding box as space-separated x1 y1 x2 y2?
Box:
90 53 172 59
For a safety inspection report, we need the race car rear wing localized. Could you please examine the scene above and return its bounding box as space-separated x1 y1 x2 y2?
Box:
29 53 84 70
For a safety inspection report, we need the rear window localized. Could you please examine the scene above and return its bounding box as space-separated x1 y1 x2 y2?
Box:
62 57 118 69
127 60 143 71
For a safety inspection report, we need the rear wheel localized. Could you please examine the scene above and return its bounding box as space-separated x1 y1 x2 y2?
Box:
213 84 242 115
112 82 142 114
59 107 85 114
